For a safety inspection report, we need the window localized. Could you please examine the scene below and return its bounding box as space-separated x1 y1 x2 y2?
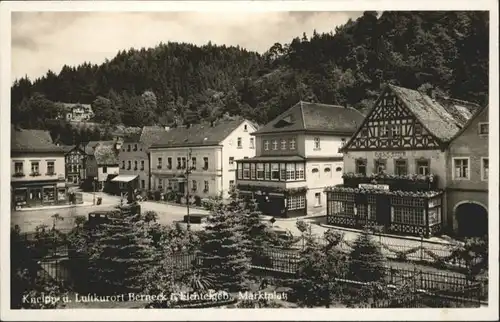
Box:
250 138 255 149
134 144 138 151
167 157 172 169
478 122 489 135
288 195 306 210
250 163 256 179
315 193 321 207
289 138 296 150
102 166 107 174
391 125 401 137
355 159 366 175
177 157 181 169
127 145 131 152
140 160 145 170
122 160 125 169
30 161 39 175
229 157 234 169
243 163 250 179
271 163 279 180
414 124 422 136
286 163 295 181
204 181 209 192
181 157 186 169
203 157 209 170
264 163 270 180
14 162 23 175
341 138 346 147
272 140 278 150
392 207 425 226
481 157 489 181
133 160 138 170
374 159 386 174
237 137 242 149
453 157 469 180
244 124 248 132
257 163 264 180
313 137 321 150
127 160 131 170
264 140 270 151
192 157 197 170
335 167 342 172
237 164 243 179
416 159 430 176
192 180 197 191
324 166 332 178
44 161 54 175
394 159 408 176
295 163 305 180
229 180 235 190
157 157 163 169
281 139 287 150
280 163 286 180
380 125 389 137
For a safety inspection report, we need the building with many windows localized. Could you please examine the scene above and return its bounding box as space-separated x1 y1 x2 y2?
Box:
327 84 480 237
446 105 489 237
236 101 364 218
149 119 257 200
117 126 166 191
63 144 87 186
11 128 68 209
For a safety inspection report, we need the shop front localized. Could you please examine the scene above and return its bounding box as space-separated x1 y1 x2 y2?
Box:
110 174 139 196
237 184 308 218
325 186 443 237
11 180 68 209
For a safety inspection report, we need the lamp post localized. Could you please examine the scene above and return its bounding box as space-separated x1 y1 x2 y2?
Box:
185 148 193 231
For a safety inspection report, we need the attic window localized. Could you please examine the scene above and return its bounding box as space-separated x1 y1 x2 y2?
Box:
274 115 294 128
244 125 248 132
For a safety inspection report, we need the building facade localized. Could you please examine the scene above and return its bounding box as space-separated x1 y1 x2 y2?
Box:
64 145 87 186
117 126 166 191
84 140 121 191
327 84 480 237
11 128 68 209
58 103 94 122
236 101 364 218
446 105 489 237
150 119 257 200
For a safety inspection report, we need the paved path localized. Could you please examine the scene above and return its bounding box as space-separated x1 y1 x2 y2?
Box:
11 192 207 233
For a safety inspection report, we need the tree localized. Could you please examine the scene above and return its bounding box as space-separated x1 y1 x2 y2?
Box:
348 231 386 283
194 200 250 292
84 206 156 296
288 229 347 307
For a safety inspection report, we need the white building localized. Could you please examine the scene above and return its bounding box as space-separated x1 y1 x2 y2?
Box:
149 118 258 199
236 101 364 218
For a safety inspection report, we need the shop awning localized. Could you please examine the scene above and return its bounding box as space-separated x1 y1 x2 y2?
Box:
111 175 138 183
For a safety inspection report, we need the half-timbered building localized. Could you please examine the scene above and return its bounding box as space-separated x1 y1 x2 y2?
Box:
327 84 480 237
236 101 364 218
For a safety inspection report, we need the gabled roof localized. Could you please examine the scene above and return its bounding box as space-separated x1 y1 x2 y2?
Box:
139 126 166 148
253 101 365 135
150 119 246 149
449 105 489 143
11 127 66 154
389 85 479 142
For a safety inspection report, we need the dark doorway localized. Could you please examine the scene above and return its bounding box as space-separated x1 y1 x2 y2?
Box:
455 203 488 238
376 195 391 228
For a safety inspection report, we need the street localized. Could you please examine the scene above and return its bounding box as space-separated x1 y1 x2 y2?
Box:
11 191 208 233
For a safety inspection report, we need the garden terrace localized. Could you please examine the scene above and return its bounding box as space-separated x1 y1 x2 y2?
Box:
325 186 444 237
342 172 438 191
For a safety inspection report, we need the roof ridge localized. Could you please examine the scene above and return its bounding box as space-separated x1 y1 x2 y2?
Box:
299 101 306 130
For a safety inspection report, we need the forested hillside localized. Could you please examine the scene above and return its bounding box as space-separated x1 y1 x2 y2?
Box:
11 11 489 137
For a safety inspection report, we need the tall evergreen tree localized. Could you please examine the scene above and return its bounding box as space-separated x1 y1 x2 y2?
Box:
348 231 386 283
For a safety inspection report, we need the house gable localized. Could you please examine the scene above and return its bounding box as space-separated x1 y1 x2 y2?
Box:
343 87 443 151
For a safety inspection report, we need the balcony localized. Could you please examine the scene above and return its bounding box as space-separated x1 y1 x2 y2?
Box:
342 172 438 191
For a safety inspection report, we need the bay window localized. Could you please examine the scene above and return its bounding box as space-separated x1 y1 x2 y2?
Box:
295 163 305 180
250 163 256 179
280 163 286 180
286 163 295 180
264 163 271 180
271 163 279 180
243 163 250 179
256 163 264 180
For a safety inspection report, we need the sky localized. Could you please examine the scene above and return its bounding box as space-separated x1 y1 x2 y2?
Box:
11 11 363 82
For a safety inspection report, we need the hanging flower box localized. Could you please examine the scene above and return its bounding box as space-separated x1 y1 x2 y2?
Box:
342 172 438 190
13 172 25 177
324 185 443 199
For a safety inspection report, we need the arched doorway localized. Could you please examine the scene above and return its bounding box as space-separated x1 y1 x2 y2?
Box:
455 202 488 238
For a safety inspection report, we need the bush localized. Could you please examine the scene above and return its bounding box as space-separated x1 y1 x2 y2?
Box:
348 232 386 283
153 190 162 201
194 195 202 206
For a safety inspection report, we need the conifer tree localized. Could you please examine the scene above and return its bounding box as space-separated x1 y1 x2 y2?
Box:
194 199 250 292
348 231 386 283
86 205 155 296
